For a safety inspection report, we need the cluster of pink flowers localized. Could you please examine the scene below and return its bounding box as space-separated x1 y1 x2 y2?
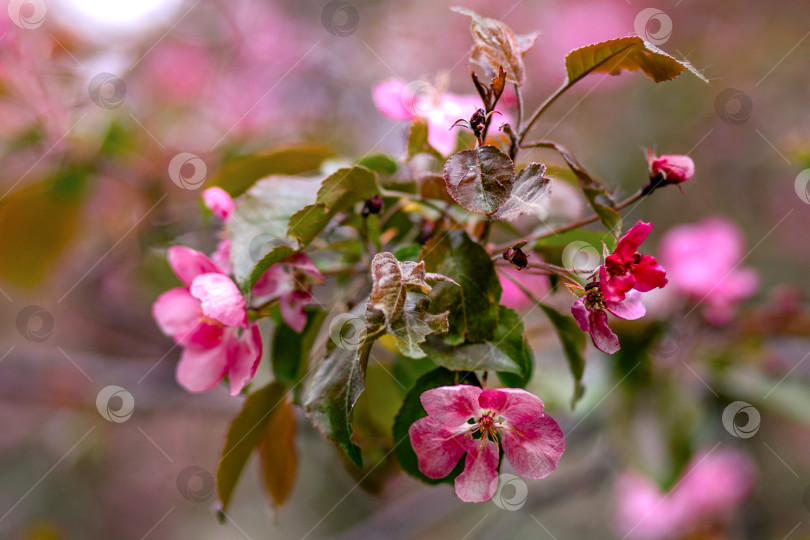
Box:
151 187 322 395
614 449 755 539
409 385 565 502
571 221 668 354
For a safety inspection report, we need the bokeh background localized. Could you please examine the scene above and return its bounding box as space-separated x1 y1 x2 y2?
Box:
1 0 809 538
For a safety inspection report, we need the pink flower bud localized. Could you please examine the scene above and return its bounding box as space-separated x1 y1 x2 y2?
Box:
648 151 695 185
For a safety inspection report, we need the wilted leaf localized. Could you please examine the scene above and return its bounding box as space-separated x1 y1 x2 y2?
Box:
392 368 480 484
217 382 288 511
443 145 514 214
538 302 587 408
388 291 449 358
212 143 335 196
227 176 320 291
425 306 532 386
453 7 529 85
258 394 297 508
420 230 502 343
492 162 551 222
287 166 379 245
564 36 708 85
418 173 455 204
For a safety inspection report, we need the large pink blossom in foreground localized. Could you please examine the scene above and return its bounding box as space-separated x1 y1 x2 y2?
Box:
152 247 262 395
602 221 668 303
614 449 755 540
571 270 647 354
409 385 565 502
659 217 759 324
372 78 483 156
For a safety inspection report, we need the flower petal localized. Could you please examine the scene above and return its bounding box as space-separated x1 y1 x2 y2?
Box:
502 414 565 479
211 238 232 275
285 252 324 282
168 246 222 286
372 78 413 121
606 290 646 321
152 287 201 338
616 221 652 260
589 309 620 354
176 342 229 393
280 290 310 333
202 186 235 221
571 296 591 333
633 255 668 292
190 273 246 327
226 324 263 396
454 438 500 503
420 385 482 426
479 388 545 424
408 416 469 479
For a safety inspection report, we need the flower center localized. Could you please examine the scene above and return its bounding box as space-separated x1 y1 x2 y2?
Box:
584 282 605 311
471 411 504 443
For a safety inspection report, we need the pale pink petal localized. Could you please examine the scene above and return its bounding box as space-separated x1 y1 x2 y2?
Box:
226 324 263 396
280 290 310 333
502 415 565 479
614 473 679 540
152 287 201 337
571 296 590 332
372 78 413 121
454 438 500 503
420 385 482 426
202 187 235 221
478 388 544 424
409 416 469 479
168 246 222 286
589 309 620 354
176 342 229 393
607 290 646 320
211 238 232 275
190 273 246 327
499 264 549 310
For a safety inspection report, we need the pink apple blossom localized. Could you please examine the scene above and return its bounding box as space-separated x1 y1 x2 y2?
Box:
372 78 486 155
658 217 759 324
152 246 262 395
202 187 236 221
614 449 755 540
571 271 647 354
252 253 324 333
409 385 565 502
602 221 668 303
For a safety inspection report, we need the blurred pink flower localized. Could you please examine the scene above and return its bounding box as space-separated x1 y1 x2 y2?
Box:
571 271 646 354
372 78 483 155
602 221 668 303
144 43 214 101
614 449 755 540
498 254 550 310
659 217 759 324
252 253 324 333
409 385 565 502
152 247 262 395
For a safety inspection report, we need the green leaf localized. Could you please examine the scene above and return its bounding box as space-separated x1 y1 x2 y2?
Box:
407 117 441 158
357 153 398 176
564 36 708 86
393 244 422 262
287 166 379 245
217 382 288 511
388 291 450 358
420 230 502 344
443 145 515 215
227 176 320 291
538 302 587 408
304 306 379 467
211 143 335 196
492 162 551 222
257 394 297 508
425 306 533 386
452 7 530 85
271 308 327 387
392 368 480 484
533 227 617 253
